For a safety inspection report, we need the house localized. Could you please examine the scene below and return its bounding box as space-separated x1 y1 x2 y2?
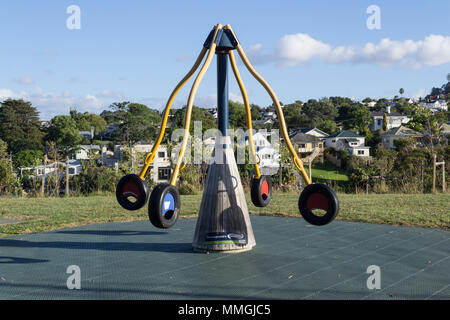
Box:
79 127 94 141
325 131 370 157
99 124 120 139
19 160 83 179
131 142 172 183
290 127 329 140
245 131 280 175
370 106 410 131
75 145 101 160
381 126 424 149
419 100 448 112
290 132 324 161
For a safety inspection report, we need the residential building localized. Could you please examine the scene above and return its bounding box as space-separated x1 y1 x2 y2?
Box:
245 131 280 175
290 127 329 140
131 142 172 183
290 132 324 161
370 106 410 131
75 145 101 160
325 130 370 157
419 100 448 112
79 127 95 141
381 125 424 149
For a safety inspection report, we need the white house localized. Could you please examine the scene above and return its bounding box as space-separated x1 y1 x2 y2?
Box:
131 142 172 183
419 100 448 112
75 145 101 160
325 131 370 157
245 131 280 175
370 106 410 131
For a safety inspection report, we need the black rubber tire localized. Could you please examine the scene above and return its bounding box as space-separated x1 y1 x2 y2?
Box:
298 183 339 226
251 175 272 207
116 174 149 211
148 183 180 229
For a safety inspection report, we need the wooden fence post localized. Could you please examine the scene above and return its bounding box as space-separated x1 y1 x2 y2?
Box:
432 154 436 193
65 156 69 197
40 154 47 197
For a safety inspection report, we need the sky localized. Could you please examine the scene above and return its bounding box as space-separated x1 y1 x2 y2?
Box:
0 0 449 120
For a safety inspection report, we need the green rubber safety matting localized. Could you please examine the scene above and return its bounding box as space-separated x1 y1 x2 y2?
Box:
0 216 448 300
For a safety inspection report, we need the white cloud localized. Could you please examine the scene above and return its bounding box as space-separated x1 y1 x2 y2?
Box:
277 34 331 66
0 87 105 120
272 33 450 68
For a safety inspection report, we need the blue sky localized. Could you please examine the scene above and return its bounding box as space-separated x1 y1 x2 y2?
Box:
0 0 449 120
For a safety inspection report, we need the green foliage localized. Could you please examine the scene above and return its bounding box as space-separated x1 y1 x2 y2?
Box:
73 159 120 194
383 113 388 132
171 105 216 134
13 149 44 168
0 139 21 194
0 99 44 154
70 110 107 135
301 98 337 127
282 100 303 130
46 115 82 156
338 103 372 133
228 101 246 129
317 119 337 135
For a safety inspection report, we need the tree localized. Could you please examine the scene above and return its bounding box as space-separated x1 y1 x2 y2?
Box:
13 149 44 168
228 101 246 129
302 98 337 127
399 88 404 97
447 73 450 82
282 100 303 130
46 115 82 156
0 99 44 154
0 139 20 194
383 113 388 132
171 105 216 135
71 110 107 135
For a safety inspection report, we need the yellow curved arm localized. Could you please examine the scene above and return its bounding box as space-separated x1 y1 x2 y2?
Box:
228 50 261 179
224 25 311 185
138 46 208 180
170 24 222 186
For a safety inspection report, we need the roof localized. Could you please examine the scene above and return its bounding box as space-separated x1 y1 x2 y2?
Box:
370 111 407 117
327 130 362 139
290 132 320 143
382 126 422 137
292 127 329 137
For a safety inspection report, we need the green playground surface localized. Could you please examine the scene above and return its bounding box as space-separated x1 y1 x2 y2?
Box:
0 216 448 299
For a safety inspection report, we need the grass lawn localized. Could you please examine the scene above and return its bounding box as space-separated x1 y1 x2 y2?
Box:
0 192 448 238
308 162 349 181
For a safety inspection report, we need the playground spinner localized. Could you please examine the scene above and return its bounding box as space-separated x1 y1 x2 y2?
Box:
116 24 339 252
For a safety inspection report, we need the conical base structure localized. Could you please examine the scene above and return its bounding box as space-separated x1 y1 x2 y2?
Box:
192 136 256 252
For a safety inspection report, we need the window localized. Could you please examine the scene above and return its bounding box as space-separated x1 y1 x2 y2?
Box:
158 167 171 180
158 151 165 158
358 150 365 155
299 144 305 148
377 119 382 126
332 139 336 143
